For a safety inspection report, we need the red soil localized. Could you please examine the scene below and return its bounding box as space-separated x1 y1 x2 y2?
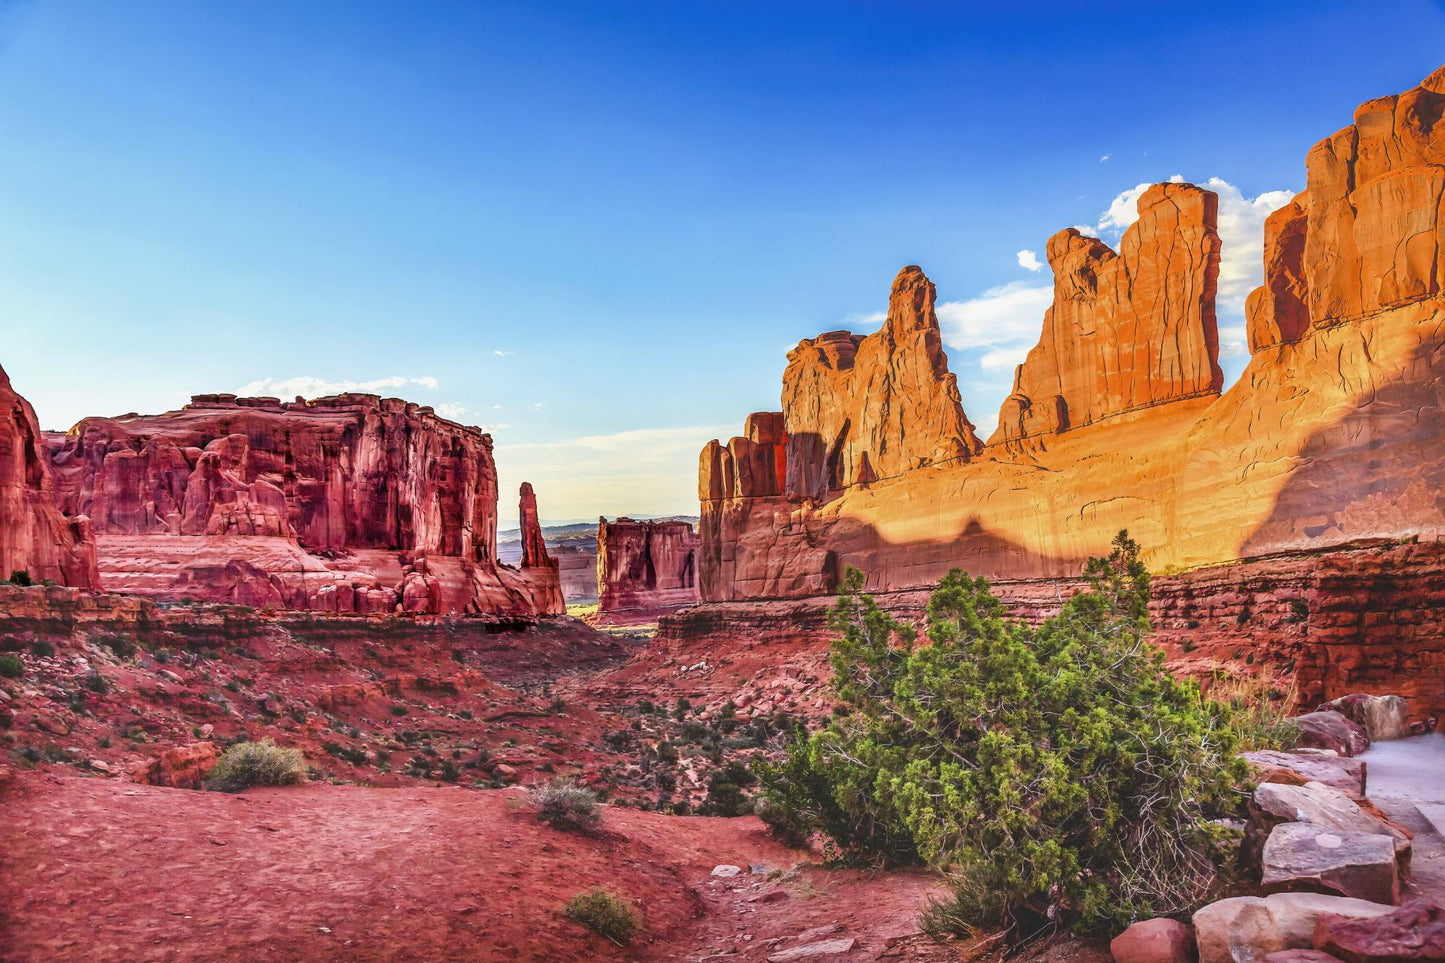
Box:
0 771 1050 962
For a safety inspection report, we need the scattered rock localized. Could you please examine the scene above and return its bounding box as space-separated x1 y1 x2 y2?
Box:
1252 781 1411 871
1262 952 1344 962
1313 898 1445 962
710 865 742 878
130 742 220 790
766 937 856 962
1192 893 1396 963
1260 823 1398 905
1291 713 1371 758
1320 695 1409 742
1109 917 1196 963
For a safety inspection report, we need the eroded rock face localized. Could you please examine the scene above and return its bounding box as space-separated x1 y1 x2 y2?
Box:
781 266 981 501
43 394 561 616
691 67 1445 710
994 182 1223 448
0 365 98 589
596 517 700 620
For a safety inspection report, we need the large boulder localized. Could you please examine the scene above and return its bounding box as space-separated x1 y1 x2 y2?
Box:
1313 898 1445 962
1243 750 1367 796
1193 893 1396 963
1291 712 1371 757
1319 695 1410 743
1260 823 1398 905
1110 917 1196 963
131 741 220 790
1252 782 1411 872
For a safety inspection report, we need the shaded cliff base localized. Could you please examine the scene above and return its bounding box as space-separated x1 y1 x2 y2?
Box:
647 539 1445 723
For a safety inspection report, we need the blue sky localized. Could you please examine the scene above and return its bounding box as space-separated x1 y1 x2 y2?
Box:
3 1 1443 523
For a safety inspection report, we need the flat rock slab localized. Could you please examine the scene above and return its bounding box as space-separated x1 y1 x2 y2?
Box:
767 937 857 961
1254 781 1411 869
1416 803 1445 836
1261 822 1399 905
1244 750 1367 795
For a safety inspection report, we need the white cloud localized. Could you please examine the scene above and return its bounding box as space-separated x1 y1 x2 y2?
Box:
979 345 1031 372
1099 153 1111 163
1016 249 1043 272
493 349 513 357
235 375 440 399
1087 175 1294 318
434 402 470 420
1217 324 1249 359
937 281 1053 352
843 310 886 330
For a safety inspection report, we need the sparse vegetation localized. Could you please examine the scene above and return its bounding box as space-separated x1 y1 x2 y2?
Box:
0 654 24 678
563 887 638 945
530 777 602 832
756 532 1248 940
207 739 307 792
1208 668 1299 751
8 569 32 586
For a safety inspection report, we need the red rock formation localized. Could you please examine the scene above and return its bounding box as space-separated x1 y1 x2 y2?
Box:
685 65 1445 707
783 266 981 501
596 517 700 621
43 394 561 616
0 365 98 588
994 182 1223 448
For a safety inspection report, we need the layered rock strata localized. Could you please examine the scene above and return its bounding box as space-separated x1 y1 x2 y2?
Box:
0 365 98 588
42 393 562 616
596 517 700 622
691 65 1445 710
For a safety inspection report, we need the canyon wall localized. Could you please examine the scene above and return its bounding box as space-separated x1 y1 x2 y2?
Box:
0 365 98 589
687 64 1445 711
596 517 700 622
41 393 563 617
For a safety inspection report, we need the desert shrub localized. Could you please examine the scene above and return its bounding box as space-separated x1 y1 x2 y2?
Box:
700 759 756 816
207 739 307 792
564 887 638 945
8 569 31 586
84 670 110 694
755 532 1246 939
530 777 601 832
0 654 24 679
30 640 54 658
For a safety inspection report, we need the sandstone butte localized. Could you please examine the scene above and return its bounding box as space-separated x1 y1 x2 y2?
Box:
691 64 1445 717
0 363 99 589
7 390 563 617
595 516 700 623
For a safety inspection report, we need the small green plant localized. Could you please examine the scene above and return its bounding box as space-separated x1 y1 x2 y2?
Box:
8 569 32 587
84 670 110 694
530 777 601 833
30 640 54 658
564 887 638 945
0 654 24 679
207 739 307 792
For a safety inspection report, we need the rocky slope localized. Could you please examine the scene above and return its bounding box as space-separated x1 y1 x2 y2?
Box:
596 517 700 624
0 365 98 589
688 64 1445 714
41 393 563 616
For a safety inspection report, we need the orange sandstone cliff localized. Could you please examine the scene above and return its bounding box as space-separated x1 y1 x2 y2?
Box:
0 364 99 589
686 65 1445 714
40 393 564 616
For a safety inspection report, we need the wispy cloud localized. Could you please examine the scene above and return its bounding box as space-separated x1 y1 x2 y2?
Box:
937 281 1053 352
493 349 513 357
235 375 441 399
1099 153 1111 163
1016 249 1042 272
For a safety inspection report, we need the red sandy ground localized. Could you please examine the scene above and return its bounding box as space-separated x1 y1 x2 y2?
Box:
0 771 1100 963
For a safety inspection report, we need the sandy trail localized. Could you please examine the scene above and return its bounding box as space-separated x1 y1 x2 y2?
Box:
1357 732 1445 902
